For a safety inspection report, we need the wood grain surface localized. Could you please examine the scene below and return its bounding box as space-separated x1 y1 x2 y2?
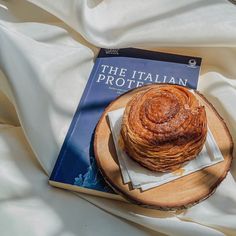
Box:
94 84 234 210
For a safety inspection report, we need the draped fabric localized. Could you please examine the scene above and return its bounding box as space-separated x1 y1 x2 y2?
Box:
0 0 236 235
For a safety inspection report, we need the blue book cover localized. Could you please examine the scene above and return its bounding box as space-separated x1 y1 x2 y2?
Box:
49 48 202 198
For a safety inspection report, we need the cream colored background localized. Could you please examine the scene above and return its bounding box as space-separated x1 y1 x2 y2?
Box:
0 1 236 235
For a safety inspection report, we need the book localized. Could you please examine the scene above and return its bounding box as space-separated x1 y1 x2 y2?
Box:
49 48 202 200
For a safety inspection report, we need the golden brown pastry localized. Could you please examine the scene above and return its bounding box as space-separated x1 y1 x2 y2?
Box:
121 84 207 172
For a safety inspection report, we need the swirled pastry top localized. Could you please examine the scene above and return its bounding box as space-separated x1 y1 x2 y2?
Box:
121 85 207 172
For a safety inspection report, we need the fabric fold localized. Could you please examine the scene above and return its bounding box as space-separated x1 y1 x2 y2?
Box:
1 1 236 235
28 0 236 47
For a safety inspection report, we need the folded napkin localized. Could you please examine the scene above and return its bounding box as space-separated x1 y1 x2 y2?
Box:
108 108 224 191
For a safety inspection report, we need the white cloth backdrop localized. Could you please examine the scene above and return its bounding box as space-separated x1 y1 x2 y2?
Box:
0 0 236 235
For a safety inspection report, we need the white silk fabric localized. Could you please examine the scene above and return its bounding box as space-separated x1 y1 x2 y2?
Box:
1 0 236 235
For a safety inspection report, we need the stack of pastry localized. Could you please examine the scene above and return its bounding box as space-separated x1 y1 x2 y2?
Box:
121 85 207 172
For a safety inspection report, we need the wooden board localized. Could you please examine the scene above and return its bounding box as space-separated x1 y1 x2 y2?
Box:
94 84 234 210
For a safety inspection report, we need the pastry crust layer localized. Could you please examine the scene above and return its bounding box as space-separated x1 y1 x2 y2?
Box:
121 85 207 172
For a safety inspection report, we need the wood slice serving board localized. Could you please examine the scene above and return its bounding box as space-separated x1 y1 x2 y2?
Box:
94 84 234 210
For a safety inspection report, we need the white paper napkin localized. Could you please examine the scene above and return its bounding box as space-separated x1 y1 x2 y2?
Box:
108 108 224 191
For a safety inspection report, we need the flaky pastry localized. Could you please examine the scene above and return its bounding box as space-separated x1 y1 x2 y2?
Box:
121 85 207 172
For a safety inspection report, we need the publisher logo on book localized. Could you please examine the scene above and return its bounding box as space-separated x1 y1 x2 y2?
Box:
187 59 197 68
105 49 119 55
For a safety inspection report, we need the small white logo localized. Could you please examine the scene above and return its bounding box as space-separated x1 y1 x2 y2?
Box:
104 49 119 55
188 59 197 68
